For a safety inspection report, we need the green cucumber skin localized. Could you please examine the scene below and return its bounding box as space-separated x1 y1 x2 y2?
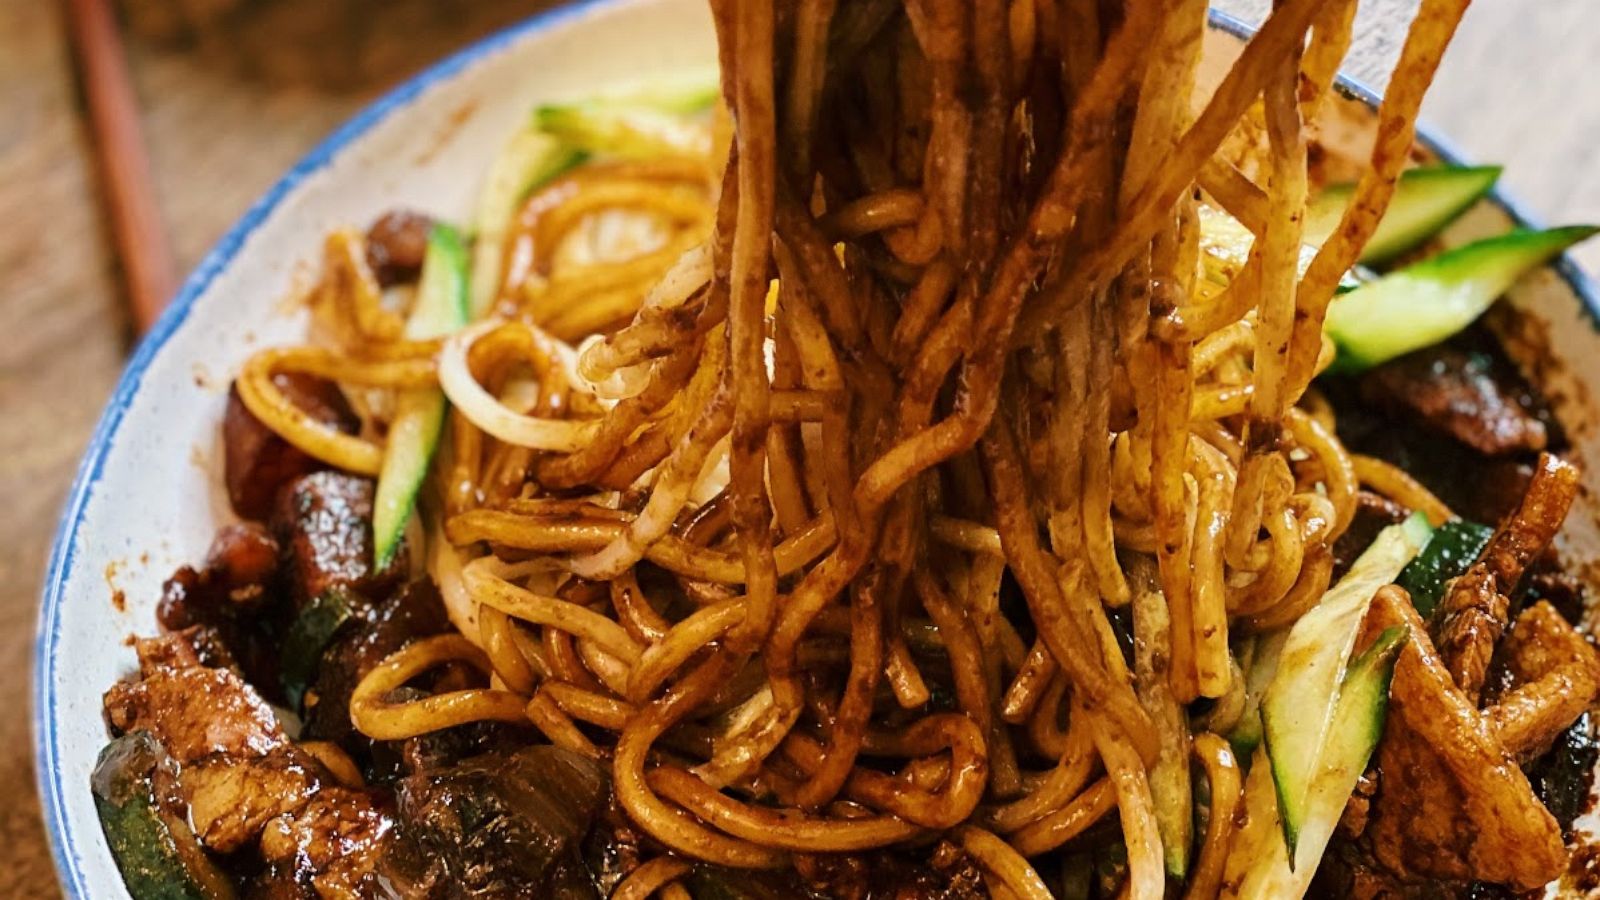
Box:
1282 625 1408 875
536 71 719 122
535 105 706 161
408 224 470 340
280 586 359 711
94 796 211 900
1306 165 1502 265
372 224 469 569
93 732 232 900
1262 513 1430 854
1326 225 1600 372
1336 625 1409 749
371 390 448 571
1396 519 1494 619
1230 627 1409 895
1228 630 1287 759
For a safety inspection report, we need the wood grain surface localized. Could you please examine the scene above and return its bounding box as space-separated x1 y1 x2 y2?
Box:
2 0 1597 894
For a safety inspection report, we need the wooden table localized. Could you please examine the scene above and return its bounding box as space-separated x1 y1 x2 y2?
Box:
2 0 1597 894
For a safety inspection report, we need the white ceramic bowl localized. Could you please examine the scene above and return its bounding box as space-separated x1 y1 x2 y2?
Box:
36 3 1600 896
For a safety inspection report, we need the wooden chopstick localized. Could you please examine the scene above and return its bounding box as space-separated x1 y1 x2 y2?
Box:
62 0 178 335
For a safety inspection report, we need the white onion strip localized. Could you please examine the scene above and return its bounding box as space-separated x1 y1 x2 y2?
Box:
427 519 482 646
641 242 712 310
439 321 599 451
576 242 714 399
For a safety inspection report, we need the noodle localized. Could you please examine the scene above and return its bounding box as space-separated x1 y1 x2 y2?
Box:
225 0 1483 891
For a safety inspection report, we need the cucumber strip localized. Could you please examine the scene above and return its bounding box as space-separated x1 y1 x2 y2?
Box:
535 104 713 162
93 732 236 900
1305 165 1502 265
1396 519 1494 619
586 67 721 114
280 586 359 711
1228 629 1287 758
469 130 586 318
1261 512 1430 855
372 224 469 568
1325 225 1600 372
1225 626 1409 898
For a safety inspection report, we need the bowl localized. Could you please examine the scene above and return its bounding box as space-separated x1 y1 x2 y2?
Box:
35 2 1600 895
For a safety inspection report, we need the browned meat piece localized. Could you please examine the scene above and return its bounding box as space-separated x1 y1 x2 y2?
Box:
133 626 237 676
259 788 393 898
272 471 406 611
303 579 451 753
155 522 301 698
1477 453 1579 595
1353 587 1566 892
394 719 530 780
1338 771 1379 841
1487 602 1600 763
156 564 217 632
365 209 433 287
205 522 280 605
182 748 324 853
1431 566 1507 704
104 664 285 764
393 746 607 897
1360 347 1547 456
224 374 359 521
1501 599 1595 682
160 527 281 618
1432 453 1579 702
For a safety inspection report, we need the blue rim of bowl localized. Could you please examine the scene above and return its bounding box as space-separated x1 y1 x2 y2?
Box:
31 0 614 894
33 5 1600 896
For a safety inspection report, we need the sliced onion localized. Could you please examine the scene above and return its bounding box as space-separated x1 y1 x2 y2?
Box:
641 242 712 310
439 321 599 451
577 334 654 401
427 519 481 646
576 242 714 399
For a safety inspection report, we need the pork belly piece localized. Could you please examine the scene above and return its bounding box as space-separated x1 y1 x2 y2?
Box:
104 664 285 764
258 788 394 899
1432 452 1578 702
272 470 406 611
1360 346 1547 456
1352 590 1567 892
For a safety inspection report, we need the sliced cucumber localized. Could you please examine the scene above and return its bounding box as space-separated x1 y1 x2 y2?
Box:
1262 512 1430 855
1325 225 1600 372
588 68 721 115
1226 627 1409 898
535 104 713 162
280 586 360 711
1228 629 1287 758
1396 519 1494 619
1305 165 1502 266
92 731 236 899
469 130 586 318
533 74 718 164
372 224 469 569
1322 625 1409 791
